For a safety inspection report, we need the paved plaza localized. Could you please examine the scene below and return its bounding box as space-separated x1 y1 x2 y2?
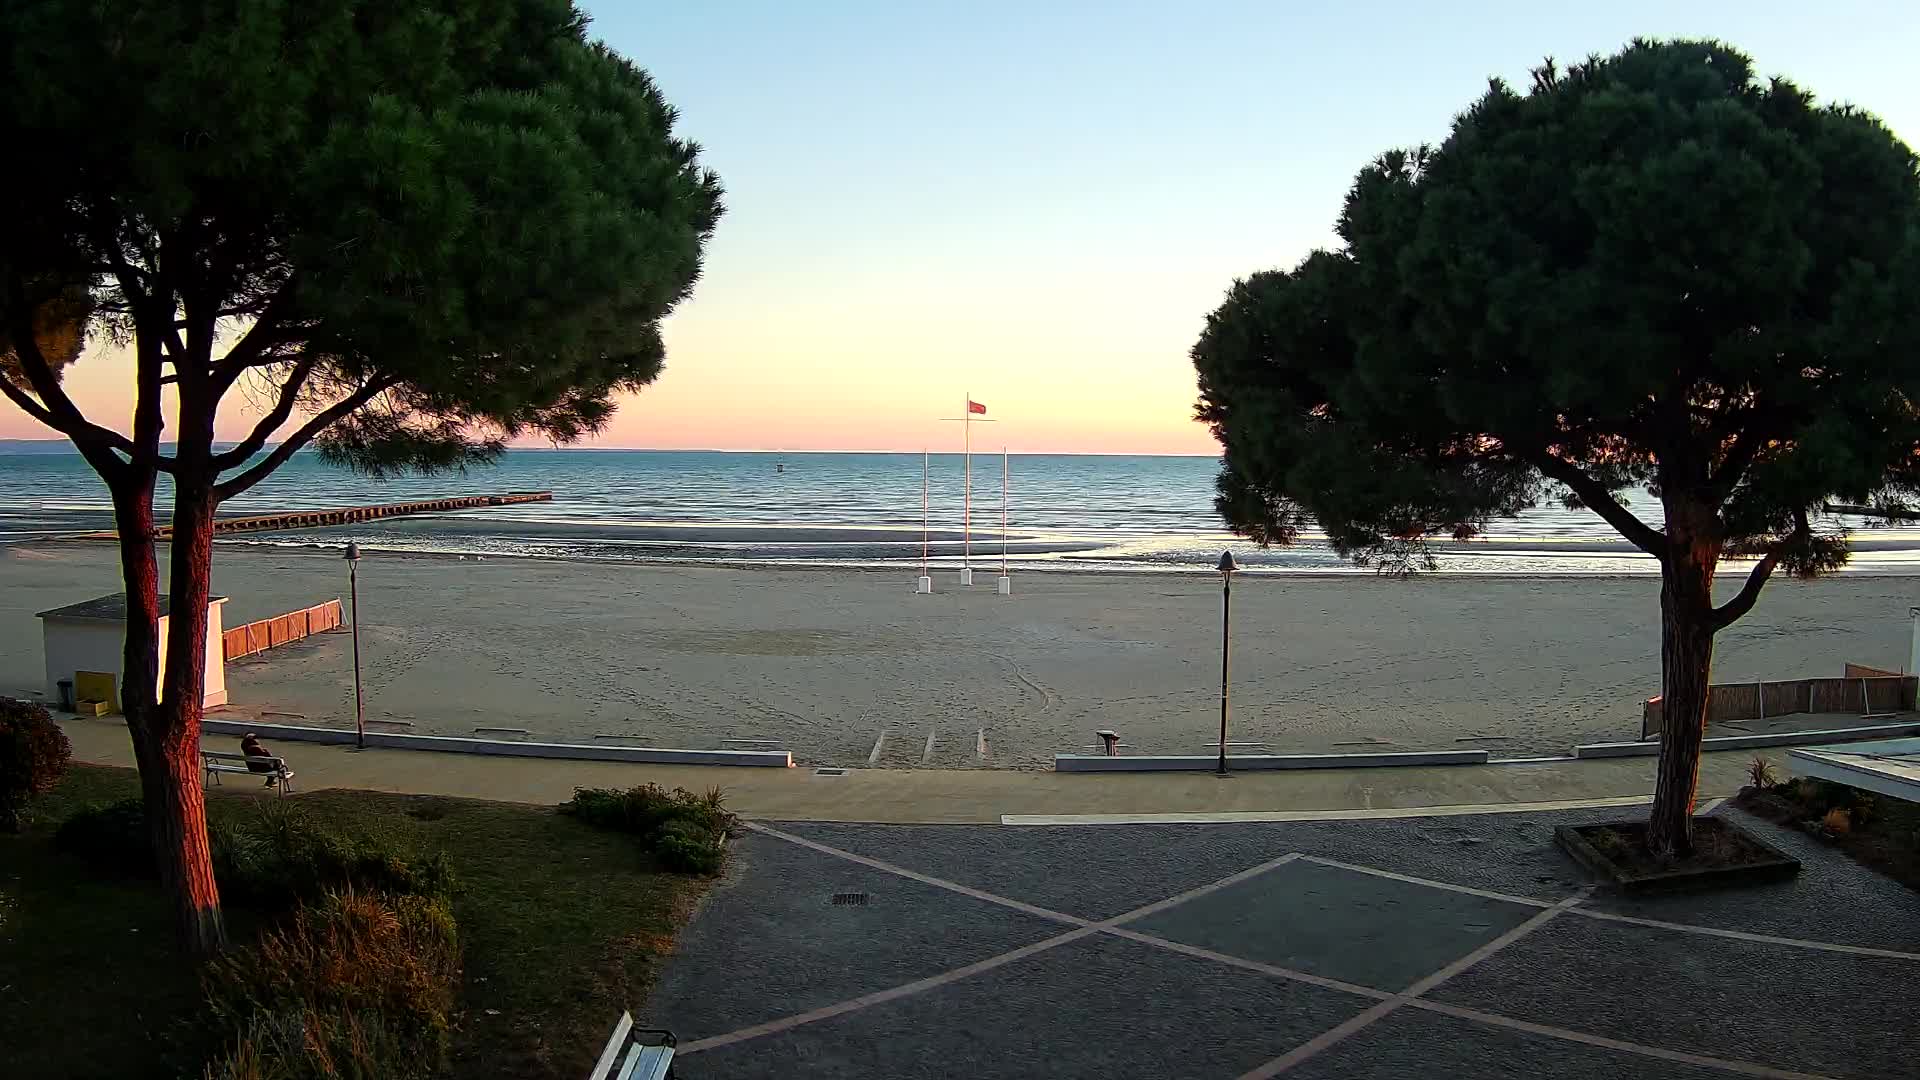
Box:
651 806 1919 1078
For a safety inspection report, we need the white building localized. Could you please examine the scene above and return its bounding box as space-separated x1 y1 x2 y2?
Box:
36 592 228 711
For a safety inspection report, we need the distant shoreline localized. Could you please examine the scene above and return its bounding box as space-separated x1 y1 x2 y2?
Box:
17 536 1920 580
9 447 1920 575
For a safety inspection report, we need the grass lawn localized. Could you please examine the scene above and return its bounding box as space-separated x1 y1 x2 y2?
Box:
0 764 716 1079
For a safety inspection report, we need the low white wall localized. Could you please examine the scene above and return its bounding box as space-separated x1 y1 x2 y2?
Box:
1574 720 1920 758
200 718 794 768
1054 750 1490 772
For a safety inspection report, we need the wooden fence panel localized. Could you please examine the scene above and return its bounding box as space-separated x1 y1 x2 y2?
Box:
1642 672 1918 732
222 599 342 662
307 600 341 633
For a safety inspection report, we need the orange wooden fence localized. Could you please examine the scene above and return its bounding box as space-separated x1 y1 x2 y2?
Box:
223 599 343 661
1641 664 1916 734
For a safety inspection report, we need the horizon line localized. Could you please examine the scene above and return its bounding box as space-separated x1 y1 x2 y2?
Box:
0 436 1222 459
524 446 1224 457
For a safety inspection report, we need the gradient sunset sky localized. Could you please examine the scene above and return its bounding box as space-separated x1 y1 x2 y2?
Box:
11 1 1919 455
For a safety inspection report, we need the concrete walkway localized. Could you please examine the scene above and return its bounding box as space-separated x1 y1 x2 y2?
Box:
653 807 1918 1078
64 716 1774 823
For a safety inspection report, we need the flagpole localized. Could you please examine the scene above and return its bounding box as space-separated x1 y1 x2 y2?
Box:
998 446 1011 595
916 449 932 593
962 392 972 585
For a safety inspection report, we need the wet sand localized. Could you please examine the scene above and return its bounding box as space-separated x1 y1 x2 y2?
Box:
2 543 1915 766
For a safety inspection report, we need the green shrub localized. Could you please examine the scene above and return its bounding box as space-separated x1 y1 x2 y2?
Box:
560 783 735 875
1779 776 1878 825
202 888 460 1080
56 799 453 910
0 697 72 831
655 817 725 875
216 804 455 910
54 798 152 871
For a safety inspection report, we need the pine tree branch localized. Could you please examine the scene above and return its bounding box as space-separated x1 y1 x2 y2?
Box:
1707 404 1786 500
88 217 153 306
210 353 319 469
209 277 296 393
1711 509 1811 630
1710 428 1764 499
2 281 137 474
0 374 59 430
129 334 168 472
1527 450 1668 560
212 376 397 501
1711 548 1781 631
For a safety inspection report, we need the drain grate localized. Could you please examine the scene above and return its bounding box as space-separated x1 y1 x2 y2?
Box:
814 767 848 777
830 892 869 907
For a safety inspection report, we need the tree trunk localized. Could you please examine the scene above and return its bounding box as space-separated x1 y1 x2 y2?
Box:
109 469 226 952
1648 545 1718 857
153 464 227 953
112 480 162 727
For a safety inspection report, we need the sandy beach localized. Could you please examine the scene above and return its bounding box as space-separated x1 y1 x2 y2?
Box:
2 542 1916 766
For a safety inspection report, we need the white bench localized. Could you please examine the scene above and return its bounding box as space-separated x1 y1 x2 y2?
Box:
202 750 294 794
588 1012 674 1080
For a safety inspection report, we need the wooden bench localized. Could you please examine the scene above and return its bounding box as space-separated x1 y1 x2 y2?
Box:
588 1012 674 1080
201 751 294 794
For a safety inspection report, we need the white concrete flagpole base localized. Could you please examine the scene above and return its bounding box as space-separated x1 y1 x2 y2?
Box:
915 576 933 594
959 568 974 586
997 575 1012 595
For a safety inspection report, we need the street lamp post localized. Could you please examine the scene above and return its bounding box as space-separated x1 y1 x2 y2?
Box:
345 542 365 750
1216 550 1237 777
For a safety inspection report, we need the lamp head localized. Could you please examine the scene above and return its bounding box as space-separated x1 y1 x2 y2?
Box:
344 541 360 562
1217 550 1238 575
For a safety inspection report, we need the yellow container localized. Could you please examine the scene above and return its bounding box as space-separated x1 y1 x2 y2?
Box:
73 670 118 714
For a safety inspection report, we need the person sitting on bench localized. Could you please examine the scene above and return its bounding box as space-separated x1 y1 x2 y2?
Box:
239 732 285 788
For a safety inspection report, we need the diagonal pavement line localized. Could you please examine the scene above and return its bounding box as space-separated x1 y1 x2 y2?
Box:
1115 913 1840 1080
737 826 1902 1070
1299 853 1920 963
1236 890 1592 1079
1399 889 1592 997
683 837 1328 1053
1567 908 1920 962
678 923 1103 1054
1103 852 1304 926
747 823 1304 931
1293 855 1555 908
684 834 1318 1056
744 822 1090 927
1407 1000 1834 1080
1102 927 1391 1001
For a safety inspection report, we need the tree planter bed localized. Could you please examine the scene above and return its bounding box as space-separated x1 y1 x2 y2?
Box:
1554 817 1801 893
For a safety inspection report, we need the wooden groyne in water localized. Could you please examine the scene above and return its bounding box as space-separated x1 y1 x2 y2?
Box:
74 491 552 540
1825 502 1920 521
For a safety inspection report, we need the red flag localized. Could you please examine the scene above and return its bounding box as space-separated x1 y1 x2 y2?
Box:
967 400 987 415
